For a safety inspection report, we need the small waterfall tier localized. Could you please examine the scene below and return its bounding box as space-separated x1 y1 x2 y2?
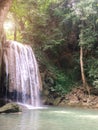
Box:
1 40 41 107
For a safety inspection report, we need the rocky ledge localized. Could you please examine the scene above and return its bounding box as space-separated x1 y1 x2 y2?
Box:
43 86 98 109
0 103 22 113
58 87 98 109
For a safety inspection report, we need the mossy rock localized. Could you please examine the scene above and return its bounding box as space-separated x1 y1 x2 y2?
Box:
53 97 61 106
0 103 22 113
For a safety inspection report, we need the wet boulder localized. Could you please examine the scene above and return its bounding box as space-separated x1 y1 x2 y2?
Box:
0 103 21 113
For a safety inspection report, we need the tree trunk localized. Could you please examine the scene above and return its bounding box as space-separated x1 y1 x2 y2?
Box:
0 0 12 83
80 46 90 95
80 46 86 87
0 0 12 42
14 26 17 41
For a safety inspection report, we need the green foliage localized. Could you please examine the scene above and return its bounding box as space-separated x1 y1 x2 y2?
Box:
11 0 26 18
72 0 98 88
79 27 97 49
44 64 76 95
54 71 75 95
86 58 98 87
9 0 98 93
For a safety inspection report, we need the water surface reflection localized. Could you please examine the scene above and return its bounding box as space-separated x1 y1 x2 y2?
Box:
19 110 39 130
0 107 98 130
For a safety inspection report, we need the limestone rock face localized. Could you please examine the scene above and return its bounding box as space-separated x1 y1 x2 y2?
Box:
0 103 21 113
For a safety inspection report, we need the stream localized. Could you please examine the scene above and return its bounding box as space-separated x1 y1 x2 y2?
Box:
0 106 98 130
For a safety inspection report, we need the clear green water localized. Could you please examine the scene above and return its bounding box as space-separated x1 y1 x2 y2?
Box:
0 106 98 130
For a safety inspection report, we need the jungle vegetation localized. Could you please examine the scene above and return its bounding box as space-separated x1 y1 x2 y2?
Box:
1 0 98 95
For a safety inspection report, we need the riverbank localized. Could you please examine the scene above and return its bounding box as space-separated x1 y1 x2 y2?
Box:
0 87 98 110
59 87 98 109
43 86 98 109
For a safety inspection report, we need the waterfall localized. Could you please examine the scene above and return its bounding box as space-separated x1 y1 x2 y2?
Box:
1 40 41 107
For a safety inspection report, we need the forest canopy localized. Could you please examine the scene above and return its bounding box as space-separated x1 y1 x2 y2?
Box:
3 0 98 94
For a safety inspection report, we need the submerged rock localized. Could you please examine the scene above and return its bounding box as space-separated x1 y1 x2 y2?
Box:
0 103 21 113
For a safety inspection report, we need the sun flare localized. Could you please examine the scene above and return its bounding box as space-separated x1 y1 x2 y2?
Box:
4 21 14 31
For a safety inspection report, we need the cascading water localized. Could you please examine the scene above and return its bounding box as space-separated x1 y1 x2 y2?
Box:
1 40 41 107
